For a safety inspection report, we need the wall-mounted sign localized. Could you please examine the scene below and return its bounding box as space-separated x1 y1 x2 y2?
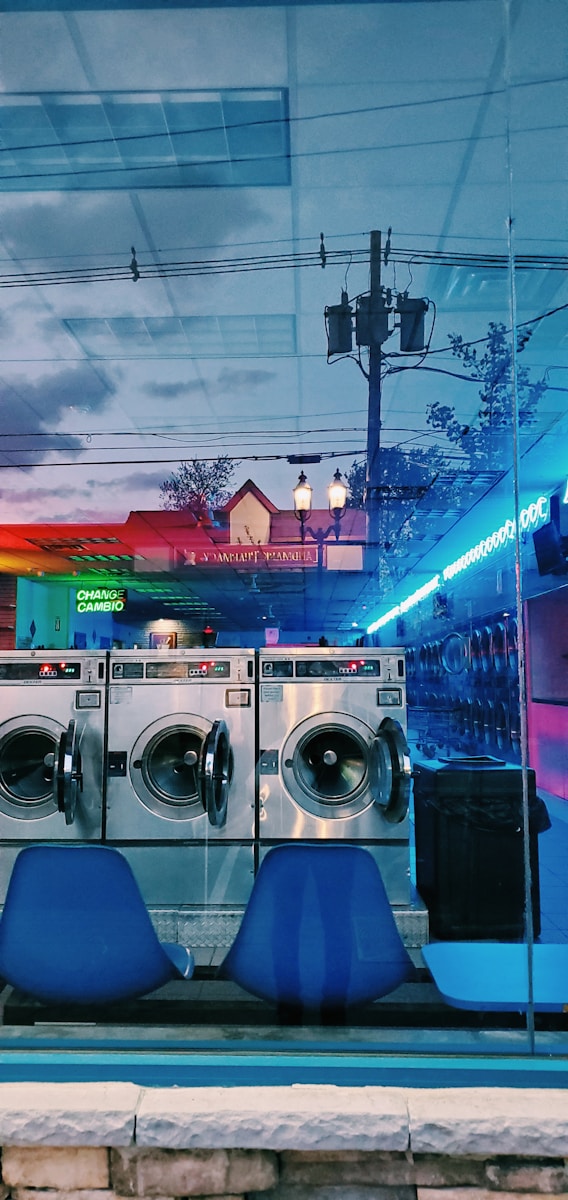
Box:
180 544 319 568
149 631 177 649
76 587 127 613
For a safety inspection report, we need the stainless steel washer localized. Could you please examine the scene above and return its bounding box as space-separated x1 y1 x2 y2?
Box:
257 646 411 903
0 649 105 839
0 650 106 901
105 648 256 909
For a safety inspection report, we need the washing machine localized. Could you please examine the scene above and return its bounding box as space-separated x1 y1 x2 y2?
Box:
0 649 106 902
105 648 256 914
257 646 412 903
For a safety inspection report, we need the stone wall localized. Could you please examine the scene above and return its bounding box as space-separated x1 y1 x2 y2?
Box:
0 1085 567 1200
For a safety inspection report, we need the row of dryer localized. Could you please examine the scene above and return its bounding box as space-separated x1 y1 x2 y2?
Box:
0 646 412 910
407 619 519 685
405 617 522 762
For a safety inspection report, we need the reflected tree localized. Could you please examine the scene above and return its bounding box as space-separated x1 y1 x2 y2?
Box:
345 443 447 589
427 322 547 479
346 321 547 579
160 456 236 516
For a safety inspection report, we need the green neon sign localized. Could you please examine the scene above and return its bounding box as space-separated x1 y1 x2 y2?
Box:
76 587 127 614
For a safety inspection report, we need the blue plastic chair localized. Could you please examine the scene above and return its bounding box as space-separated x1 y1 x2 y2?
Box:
218 843 415 1015
0 845 194 1005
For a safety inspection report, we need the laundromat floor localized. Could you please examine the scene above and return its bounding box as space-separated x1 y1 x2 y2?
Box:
4 973 568 1034
2 794 567 1039
0 970 442 1029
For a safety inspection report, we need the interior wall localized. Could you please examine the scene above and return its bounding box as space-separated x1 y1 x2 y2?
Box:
526 588 568 798
16 579 69 649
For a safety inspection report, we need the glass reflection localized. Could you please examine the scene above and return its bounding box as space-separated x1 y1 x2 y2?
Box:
0 0 565 1065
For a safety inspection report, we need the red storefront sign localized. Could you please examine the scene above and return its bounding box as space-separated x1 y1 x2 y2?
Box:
180 544 319 568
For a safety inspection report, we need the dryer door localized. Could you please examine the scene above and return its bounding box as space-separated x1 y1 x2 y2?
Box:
199 718 231 828
441 632 469 675
56 718 83 825
492 622 507 674
369 717 411 824
507 617 519 673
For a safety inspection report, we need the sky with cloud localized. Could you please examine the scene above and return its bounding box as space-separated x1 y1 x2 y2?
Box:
0 0 565 536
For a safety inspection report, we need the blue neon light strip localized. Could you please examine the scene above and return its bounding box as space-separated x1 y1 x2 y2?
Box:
367 575 440 634
366 494 548 634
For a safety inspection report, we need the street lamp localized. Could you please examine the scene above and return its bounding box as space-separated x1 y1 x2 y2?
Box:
328 468 348 526
293 469 347 560
292 471 313 528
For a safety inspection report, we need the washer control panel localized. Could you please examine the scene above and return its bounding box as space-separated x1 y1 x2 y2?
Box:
111 659 231 680
0 660 81 682
261 655 405 680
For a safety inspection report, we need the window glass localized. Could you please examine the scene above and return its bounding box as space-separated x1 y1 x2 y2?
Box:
0 0 565 1078
511 0 568 1053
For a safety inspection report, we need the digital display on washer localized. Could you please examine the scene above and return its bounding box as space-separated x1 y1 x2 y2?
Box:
0 661 81 681
145 660 231 679
112 662 144 679
261 660 293 678
295 658 381 678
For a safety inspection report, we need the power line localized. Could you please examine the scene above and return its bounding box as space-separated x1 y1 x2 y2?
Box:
3 119 567 189
1 74 563 163
0 446 366 471
0 435 366 455
0 424 368 441
0 90 473 159
2 224 565 270
0 245 566 290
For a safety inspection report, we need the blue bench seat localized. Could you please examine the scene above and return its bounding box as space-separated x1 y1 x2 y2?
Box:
422 942 568 1012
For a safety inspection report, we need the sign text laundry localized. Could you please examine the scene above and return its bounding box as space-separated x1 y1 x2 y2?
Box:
181 544 318 567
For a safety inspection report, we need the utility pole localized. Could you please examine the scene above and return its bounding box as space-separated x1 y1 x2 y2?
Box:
324 226 429 578
365 230 383 571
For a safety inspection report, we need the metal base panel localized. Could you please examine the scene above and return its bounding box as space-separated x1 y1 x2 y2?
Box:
148 895 429 950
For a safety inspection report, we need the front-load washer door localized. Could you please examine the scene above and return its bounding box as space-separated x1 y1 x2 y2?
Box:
369 717 411 825
0 716 63 821
281 711 376 822
199 718 231 828
130 714 213 821
56 719 83 826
